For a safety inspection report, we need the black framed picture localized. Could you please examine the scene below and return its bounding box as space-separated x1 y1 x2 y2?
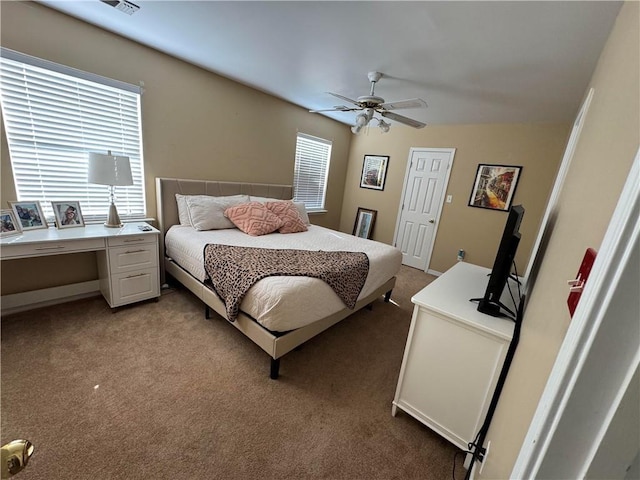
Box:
469 164 523 211
353 207 377 239
360 155 389 191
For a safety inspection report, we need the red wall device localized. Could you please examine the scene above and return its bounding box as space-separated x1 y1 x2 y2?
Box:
567 248 597 317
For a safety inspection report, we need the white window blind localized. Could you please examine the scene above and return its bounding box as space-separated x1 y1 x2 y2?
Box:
0 48 145 223
293 132 332 211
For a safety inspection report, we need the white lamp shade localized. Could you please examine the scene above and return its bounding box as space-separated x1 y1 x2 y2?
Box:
87 152 133 186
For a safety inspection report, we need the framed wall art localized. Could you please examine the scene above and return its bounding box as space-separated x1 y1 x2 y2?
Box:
360 155 389 191
52 201 85 228
9 200 48 230
469 164 523 211
0 209 21 237
353 207 377 239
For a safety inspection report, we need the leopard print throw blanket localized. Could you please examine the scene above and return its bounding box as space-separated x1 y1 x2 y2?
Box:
203 244 370 323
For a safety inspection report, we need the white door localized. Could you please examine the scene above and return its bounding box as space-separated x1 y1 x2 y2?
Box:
394 148 454 271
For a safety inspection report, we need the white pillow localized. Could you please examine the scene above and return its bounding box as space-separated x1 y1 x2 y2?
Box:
249 196 310 225
175 194 192 225
249 196 282 204
293 202 310 225
184 194 250 230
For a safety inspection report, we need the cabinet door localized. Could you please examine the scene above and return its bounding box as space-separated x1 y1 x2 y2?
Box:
394 307 509 450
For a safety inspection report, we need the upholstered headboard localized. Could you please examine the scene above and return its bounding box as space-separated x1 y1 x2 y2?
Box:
155 177 293 265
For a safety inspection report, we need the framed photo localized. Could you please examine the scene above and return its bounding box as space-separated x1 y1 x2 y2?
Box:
9 201 48 230
360 155 389 191
51 201 85 228
468 164 523 212
352 207 377 239
0 209 21 237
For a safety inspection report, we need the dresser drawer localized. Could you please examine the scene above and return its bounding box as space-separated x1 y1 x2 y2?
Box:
109 243 158 273
110 267 159 307
1 237 105 259
107 234 157 248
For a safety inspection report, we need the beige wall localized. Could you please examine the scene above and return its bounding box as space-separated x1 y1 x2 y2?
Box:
0 1 351 294
340 123 570 273
479 2 639 478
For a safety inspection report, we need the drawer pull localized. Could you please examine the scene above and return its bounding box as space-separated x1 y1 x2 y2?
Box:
35 245 65 251
126 273 147 279
123 238 145 243
124 249 147 254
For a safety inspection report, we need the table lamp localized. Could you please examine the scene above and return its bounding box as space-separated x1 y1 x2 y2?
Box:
88 151 133 228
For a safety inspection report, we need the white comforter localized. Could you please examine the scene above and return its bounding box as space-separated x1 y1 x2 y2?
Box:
165 225 402 331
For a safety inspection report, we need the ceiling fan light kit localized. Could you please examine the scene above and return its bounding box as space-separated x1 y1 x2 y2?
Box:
311 71 428 135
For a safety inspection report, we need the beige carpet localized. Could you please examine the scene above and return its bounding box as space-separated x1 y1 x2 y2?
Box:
1 266 467 480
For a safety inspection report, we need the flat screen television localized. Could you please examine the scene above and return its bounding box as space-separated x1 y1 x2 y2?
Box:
473 205 525 318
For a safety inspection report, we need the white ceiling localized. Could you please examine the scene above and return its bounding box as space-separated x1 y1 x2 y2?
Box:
37 1 622 128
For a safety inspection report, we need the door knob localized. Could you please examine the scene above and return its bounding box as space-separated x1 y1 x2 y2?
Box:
428 219 435 224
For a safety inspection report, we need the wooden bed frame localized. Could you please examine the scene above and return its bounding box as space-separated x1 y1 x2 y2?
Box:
155 177 395 379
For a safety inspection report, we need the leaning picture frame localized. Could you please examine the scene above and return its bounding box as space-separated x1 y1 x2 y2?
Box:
352 207 377 239
9 200 48 231
360 155 389 191
52 201 85 229
468 164 523 211
0 209 22 237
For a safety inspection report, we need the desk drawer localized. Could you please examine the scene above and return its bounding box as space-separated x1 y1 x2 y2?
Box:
109 243 158 273
108 234 157 248
1 237 105 259
111 267 159 307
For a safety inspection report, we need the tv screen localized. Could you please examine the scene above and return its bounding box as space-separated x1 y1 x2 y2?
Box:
475 205 524 318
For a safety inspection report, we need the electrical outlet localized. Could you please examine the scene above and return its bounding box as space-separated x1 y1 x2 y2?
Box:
480 441 491 475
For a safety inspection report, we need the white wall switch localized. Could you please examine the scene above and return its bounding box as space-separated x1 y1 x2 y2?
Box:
446 195 453 203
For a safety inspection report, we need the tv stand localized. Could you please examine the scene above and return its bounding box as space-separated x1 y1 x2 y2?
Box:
392 262 516 451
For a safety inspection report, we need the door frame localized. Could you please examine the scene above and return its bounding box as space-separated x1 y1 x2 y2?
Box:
511 148 639 478
392 147 455 275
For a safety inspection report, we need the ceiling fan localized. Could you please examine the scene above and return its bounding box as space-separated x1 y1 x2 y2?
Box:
310 71 427 134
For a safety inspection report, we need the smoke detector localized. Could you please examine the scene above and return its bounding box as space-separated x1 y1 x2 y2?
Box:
100 0 140 15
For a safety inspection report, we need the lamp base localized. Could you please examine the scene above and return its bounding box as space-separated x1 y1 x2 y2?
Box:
104 203 123 228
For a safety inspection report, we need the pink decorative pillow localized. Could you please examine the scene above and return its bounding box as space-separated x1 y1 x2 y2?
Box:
224 202 283 236
265 201 308 234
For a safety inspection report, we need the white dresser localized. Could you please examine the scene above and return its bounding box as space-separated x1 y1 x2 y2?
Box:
1 222 160 309
392 262 516 451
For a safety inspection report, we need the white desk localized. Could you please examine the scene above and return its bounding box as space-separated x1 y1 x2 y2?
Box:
1 222 160 308
392 262 516 450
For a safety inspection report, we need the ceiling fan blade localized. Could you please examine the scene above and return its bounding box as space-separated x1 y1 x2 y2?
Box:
381 111 427 129
327 92 362 107
379 98 427 110
309 105 359 113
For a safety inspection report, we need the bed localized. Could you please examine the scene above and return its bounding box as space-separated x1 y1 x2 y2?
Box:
155 177 402 378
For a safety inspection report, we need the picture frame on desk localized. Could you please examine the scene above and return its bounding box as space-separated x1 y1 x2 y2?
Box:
52 201 85 229
0 209 21 237
9 200 48 231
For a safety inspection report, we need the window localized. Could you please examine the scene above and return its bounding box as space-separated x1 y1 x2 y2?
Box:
0 48 145 223
293 132 332 212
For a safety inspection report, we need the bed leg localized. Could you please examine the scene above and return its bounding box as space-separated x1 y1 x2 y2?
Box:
205 306 210 319
384 289 393 302
270 358 280 380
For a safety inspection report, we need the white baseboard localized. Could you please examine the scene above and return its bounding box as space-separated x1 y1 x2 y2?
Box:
427 269 443 277
1 280 101 315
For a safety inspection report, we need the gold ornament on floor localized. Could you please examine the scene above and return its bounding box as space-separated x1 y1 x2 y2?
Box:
1 440 34 478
